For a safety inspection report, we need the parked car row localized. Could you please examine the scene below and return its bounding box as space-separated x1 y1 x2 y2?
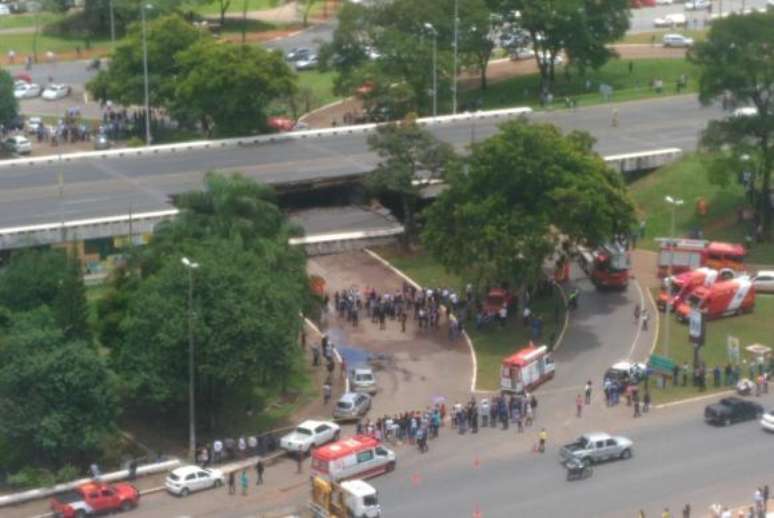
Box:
12 80 71 101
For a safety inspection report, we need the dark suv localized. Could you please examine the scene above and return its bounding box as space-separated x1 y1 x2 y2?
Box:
704 397 763 426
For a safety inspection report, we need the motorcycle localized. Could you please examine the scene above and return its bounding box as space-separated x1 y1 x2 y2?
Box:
564 458 593 481
87 58 101 71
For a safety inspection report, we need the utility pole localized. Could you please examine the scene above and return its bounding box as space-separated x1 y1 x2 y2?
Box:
424 23 438 118
663 196 684 360
452 0 459 115
109 0 116 45
182 257 200 462
141 4 152 146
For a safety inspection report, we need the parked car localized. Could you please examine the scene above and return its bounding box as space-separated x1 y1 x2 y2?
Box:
350 367 377 394
14 82 42 99
286 47 312 62
559 432 634 464
4 135 32 155
165 465 224 497
733 106 758 117
603 361 647 385
0 4 11 15
761 409 774 432
42 83 71 100
684 0 710 10
653 13 687 27
333 392 371 420
536 51 563 66
295 54 319 71
663 33 694 48
50 481 139 517
26 116 43 134
655 0 674 4
752 270 774 293
280 419 341 454
704 397 763 426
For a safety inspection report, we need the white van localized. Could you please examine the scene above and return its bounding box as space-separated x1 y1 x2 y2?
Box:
311 435 396 482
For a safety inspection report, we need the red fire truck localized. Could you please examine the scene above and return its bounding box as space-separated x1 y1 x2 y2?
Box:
500 344 556 393
657 267 736 311
579 243 631 290
656 239 746 278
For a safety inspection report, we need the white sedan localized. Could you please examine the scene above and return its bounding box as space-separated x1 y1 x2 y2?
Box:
41 84 71 100
4 135 32 155
752 270 774 293
653 13 687 27
165 465 224 496
761 410 774 432
655 0 674 4
280 419 340 454
14 82 42 99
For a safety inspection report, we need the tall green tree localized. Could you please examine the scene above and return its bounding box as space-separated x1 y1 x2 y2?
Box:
423 120 634 289
366 119 457 242
108 173 308 429
0 307 118 469
0 69 19 129
0 248 91 340
689 11 774 240
173 42 297 137
87 15 206 108
493 0 630 90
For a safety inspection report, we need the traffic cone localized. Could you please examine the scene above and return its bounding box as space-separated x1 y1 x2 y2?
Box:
473 503 482 518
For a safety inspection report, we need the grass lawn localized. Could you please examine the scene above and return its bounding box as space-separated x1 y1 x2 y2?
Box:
620 29 707 45
628 155 774 265
372 245 566 392
0 32 111 58
648 291 774 404
297 69 338 107
464 58 698 112
0 12 64 31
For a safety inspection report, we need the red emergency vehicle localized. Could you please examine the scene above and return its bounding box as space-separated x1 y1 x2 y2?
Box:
483 288 511 317
675 276 755 322
50 481 140 517
656 239 746 277
500 344 556 393
311 435 396 482
657 267 736 311
579 243 631 290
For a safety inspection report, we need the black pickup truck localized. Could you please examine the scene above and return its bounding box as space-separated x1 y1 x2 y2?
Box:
704 397 763 426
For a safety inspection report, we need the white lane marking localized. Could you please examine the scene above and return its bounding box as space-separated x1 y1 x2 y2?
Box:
654 389 735 409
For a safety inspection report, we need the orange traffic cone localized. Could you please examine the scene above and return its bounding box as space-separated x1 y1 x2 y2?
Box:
473 504 482 518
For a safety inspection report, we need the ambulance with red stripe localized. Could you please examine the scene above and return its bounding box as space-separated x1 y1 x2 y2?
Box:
657 267 736 312
675 276 755 322
311 435 396 482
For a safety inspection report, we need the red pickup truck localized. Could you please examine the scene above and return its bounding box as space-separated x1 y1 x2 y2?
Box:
51 481 140 518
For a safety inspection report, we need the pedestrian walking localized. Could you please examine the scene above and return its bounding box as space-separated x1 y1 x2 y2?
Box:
240 469 248 496
255 460 263 485
643 391 651 413
400 312 407 333
323 382 332 404
228 471 236 495
611 109 619 127
633 395 641 418
530 394 538 420
641 308 649 330
576 394 583 418
584 380 592 404
538 428 547 453
764 485 770 512
682 503 691 518
634 303 641 323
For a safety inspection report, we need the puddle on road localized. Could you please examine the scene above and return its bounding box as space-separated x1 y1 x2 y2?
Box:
325 327 370 368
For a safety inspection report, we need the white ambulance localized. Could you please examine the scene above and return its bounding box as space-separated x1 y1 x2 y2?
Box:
311 435 396 482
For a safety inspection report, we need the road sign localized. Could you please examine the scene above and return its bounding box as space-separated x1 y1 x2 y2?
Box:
649 354 676 375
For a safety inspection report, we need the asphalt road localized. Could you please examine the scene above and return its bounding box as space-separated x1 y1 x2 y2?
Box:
0 95 720 229
628 0 770 32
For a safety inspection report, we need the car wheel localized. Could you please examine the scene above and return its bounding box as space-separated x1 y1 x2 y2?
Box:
333 430 340 441
214 479 223 488
620 449 632 460
75 511 86 518
120 500 132 512
386 461 396 472
181 487 190 497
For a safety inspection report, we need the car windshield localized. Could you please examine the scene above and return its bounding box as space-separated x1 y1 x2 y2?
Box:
363 495 378 506
294 427 313 435
356 374 373 382
577 436 590 447
337 401 352 409
168 473 180 481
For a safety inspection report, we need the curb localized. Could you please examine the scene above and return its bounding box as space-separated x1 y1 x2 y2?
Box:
653 389 734 409
551 281 570 353
298 98 351 123
363 248 478 394
645 283 660 357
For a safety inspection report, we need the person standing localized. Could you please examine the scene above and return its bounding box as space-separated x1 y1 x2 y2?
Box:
240 469 248 496
576 394 583 418
643 391 651 413
228 471 236 495
538 428 547 453
584 381 592 405
682 503 691 517
633 393 641 418
634 303 641 323
255 460 264 485
323 382 332 404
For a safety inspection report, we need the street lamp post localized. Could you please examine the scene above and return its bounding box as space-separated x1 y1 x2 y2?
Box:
141 4 152 146
424 23 438 117
181 256 200 462
663 195 684 360
452 0 459 115
109 0 116 45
